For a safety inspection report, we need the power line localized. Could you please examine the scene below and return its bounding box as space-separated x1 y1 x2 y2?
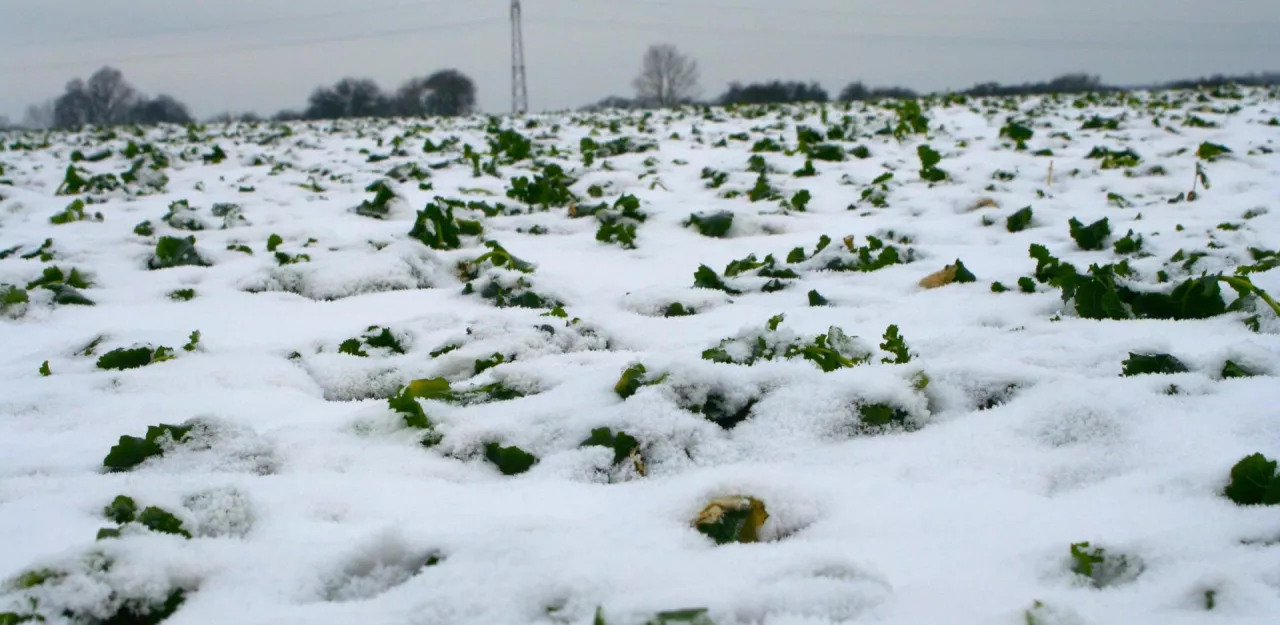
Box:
525 13 1280 51
0 17 507 73
564 0 1280 28
1 0 477 48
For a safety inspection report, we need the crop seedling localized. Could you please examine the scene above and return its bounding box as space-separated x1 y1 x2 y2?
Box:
1086 146 1141 170
1069 542 1140 588
506 163 576 209
1069 217 1111 250
581 427 641 466
1221 360 1257 378
50 199 103 224
1006 207 1033 233
356 180 398 219
917 145 948 182
859 403 911 427
615 364 667 399
880 325 911 364
150 236 209 269
808 289 829 306
484 442 538 476
410 200 483 250
1197 141 1232 162
693 265 742 295
457 240 536 280
1122 353 1188 376
1113 230 1143 255
999 119 1034 150
694 496 768 545
103 423 193 472
686 211 733 238
1223 453 1280 505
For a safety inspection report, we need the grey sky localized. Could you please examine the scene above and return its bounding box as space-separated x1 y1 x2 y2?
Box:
2 0 1279 122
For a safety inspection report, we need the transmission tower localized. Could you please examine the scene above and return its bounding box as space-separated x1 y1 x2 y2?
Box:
510 0 529 115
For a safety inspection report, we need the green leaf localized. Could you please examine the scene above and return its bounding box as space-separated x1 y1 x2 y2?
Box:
103 436 163 472
614 364 653 400
664 302 695 317
1223 453 1280 506
807 289 829 306
1222 360 1257 379
1121 353 1188 376
138 506 192 538
879 325 911 364
474 353 506 375
38 360 51 377
1006 206 1033 233
266 234 283 252
1113 230 1143 255
686 211 734 238
1018 277 1037 293
580 427 640 465
1197 141 1232 161
694 496 768 545
182 330 200 352
952 259 977 283
97 347 155 370
693 265 741 295
484 442 537 476
103 495 138 524
150 236 208 270
859 403 909 426
1070 542 1105 579
1069 217 1110 251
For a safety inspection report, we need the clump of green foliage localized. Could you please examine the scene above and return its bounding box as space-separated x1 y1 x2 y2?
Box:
97 345 175 370
149 236 209 270
581 427 641 466
103 423 193 472
615 364 666 399
25 266 95 306
1197 141 1232 162
49 199 103 225
97 495 192 540
1029 244 1280 321
917 145 948 182
410 199 483 250
339 326 406 357
694 496 768 545
1223 453 1280 505
880 325 911 364
169 288 196 302
693 265 742 295
1121 353 1188 376
702 314 873 372
457 240 537 281
1086 146 1141 169
465 275 559 309
1069 542 1140 588
685 211 734 238
999 119 1034 150
1006 207 1033 233
356 180 398 219
507 163 576 209
1113 230 1143 255
484 442 538 475
1069 217 1111 250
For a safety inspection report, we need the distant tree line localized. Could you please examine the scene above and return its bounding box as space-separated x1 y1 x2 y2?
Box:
14 66 478 130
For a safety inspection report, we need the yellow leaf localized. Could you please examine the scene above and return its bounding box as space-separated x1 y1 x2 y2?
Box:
919 265 959 289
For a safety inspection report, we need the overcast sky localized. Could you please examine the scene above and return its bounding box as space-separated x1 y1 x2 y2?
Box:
2 0 1279 122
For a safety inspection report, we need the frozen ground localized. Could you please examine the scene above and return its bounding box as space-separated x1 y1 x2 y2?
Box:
1 87 1279 625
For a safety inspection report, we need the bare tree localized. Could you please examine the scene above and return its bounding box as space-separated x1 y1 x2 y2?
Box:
393 70 477 118
632 44 700 107
84 67 139 125
130 94 194 125
22 101 56 129
305 77 388 120
52 67 140 128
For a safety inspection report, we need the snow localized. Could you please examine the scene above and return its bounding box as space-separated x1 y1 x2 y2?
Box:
2 88 1279 625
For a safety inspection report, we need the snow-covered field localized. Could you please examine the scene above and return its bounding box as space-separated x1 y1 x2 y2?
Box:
2 87 1279 625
